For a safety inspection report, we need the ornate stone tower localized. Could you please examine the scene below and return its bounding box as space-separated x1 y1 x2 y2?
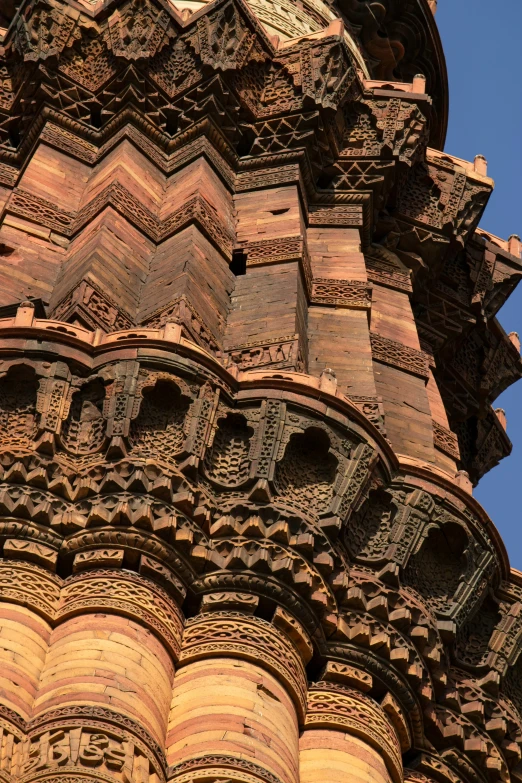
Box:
0 2 521 783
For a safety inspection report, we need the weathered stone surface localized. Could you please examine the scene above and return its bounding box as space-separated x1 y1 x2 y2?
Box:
0 4 519 783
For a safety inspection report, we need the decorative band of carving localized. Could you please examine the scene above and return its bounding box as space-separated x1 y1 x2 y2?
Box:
20 771 124 783
28 706 165 768
168 755 284 783
226 334 302 371
347 395 386 434
0 718 24 779
20 720 165 783
406 753 464 783
0 706 167 777
40 122 236 192
301 243 313 294
77 184 150 239
242 236 303 266
235 165 300 192
164 136 236 189
59 570 184 658
311 279 372 308
419 340 436 369
3 539 59 570
305 684 403 783
432 420 460 460
404 773 435 783
0 704 26 735
239 234 315 308
141 295 221 354
41 122 98 164
8 190 75 233
370 333 430 379
308 204 363 226
75 185 233 258
0 162 18 187
51 280 133 333
160 194 233 258
365 257 413 293
0 560 61 620
62 530 192 586
179 611 307 717
7 185 234 260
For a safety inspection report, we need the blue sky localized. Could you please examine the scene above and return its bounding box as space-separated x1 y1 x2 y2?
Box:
436 1 522 567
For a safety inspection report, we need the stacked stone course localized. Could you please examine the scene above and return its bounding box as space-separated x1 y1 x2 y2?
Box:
0 2 520 783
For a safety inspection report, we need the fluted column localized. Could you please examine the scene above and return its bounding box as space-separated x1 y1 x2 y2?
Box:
0 561 58 723
166 599 311 783
25 568 183 783
299 666 405 783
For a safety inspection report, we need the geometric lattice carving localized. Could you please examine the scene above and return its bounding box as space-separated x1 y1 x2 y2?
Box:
310 279 372 308
204 413 253 487
129 380 189 461
0 366 38 449
404 522 468 614
106 0 174 61
370 333 430 378
432 420 460 460
275 427 337 515
345 489 396 560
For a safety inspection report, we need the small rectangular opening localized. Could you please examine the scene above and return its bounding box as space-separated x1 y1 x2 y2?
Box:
230 250 247 276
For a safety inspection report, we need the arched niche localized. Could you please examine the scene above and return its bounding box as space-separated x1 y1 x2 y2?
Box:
61 378 106 455
129 378 191 461
404 521 469 614
455 594 501 668
275 426 338 515
0 364 38 449
345 488 396 561
204 412 254 487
